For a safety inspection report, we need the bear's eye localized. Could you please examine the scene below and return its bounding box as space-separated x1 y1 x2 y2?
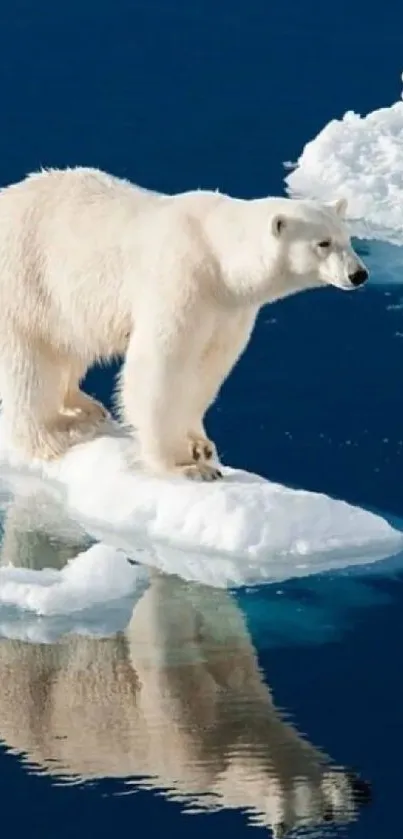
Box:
318 239 331 249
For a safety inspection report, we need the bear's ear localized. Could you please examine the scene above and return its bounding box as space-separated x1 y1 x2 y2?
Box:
271 215 286 237
330 197 348 218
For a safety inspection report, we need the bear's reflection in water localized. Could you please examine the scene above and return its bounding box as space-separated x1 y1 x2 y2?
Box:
0 488 371 839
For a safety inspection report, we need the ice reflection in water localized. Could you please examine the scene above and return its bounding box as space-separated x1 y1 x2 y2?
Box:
0 487 371 838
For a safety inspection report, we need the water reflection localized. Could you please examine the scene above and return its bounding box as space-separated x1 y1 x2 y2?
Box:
0 482 92 571
0 491 372 838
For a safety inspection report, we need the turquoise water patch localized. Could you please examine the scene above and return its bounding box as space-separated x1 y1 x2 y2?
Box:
354 238 403 285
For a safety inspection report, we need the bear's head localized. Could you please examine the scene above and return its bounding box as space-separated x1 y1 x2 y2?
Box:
271 198 369 292
269 767 372 838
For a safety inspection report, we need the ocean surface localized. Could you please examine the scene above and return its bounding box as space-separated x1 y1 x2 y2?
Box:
0 1 402 837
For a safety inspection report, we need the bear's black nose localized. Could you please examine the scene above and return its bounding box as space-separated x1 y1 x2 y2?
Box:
349 267 368 287
347 771 372 805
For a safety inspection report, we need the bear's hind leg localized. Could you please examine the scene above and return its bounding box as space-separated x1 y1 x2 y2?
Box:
0 344 100 461
61 360 109 424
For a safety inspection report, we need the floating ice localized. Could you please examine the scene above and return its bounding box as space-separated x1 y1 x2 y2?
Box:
0 544 148 617
285 80 403 247
0 417 401 628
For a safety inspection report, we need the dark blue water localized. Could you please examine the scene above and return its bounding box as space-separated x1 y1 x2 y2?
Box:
0 1 402 837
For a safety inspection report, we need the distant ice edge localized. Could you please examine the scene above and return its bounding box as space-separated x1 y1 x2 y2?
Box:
0 416 401 620
284 75 403 248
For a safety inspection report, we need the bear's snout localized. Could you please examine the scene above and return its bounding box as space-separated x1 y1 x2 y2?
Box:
347 770 372 805
348 267 369 288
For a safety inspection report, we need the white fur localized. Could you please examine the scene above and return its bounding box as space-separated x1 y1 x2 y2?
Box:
0 168 368 478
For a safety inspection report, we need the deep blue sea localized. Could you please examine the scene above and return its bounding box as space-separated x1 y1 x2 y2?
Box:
0 1 402 837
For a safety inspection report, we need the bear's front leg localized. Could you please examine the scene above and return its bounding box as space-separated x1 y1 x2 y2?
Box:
118 328 222 482
135 411 222 482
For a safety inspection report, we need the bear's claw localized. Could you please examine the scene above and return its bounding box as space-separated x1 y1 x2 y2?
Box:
179 463 223 481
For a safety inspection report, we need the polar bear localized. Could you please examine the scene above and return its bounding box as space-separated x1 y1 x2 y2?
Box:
0 168 368 479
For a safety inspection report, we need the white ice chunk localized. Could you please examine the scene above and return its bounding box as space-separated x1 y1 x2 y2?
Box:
285 81 403 246
0 543 148 617
0 418 401 613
